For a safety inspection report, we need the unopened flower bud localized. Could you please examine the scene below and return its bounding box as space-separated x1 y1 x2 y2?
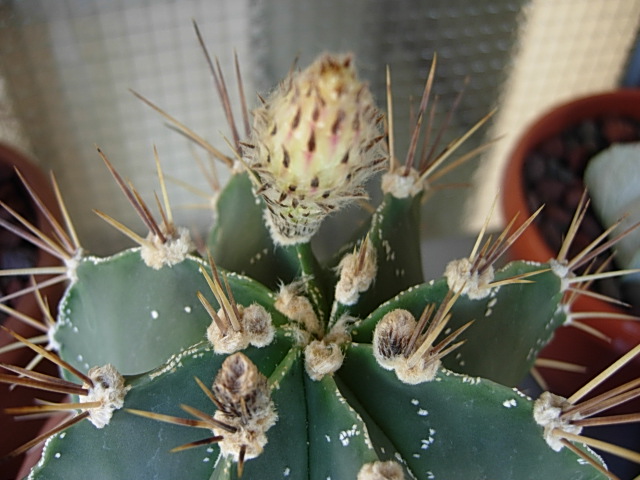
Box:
247 53 386 245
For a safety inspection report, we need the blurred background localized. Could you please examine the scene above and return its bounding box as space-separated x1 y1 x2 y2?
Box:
0 0 638 256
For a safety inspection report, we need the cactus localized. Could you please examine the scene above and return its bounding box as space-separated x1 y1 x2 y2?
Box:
1 29 640 480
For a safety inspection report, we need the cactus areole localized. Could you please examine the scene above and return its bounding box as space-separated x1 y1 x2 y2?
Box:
1 44 638 480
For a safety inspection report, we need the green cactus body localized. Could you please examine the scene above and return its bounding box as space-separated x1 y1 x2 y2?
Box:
331 191 425 323
2 49 636 480
26 339 606 479
53 250 287 376
207 172 300 289
24 168 612 478
353 262 566 386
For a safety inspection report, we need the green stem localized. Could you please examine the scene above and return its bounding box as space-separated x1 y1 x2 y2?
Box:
288 242 330 328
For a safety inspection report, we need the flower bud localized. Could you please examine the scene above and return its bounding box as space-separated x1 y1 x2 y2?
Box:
247 53 386 245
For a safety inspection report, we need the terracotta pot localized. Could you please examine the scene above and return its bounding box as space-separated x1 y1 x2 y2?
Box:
503 89 640 269
0 144 66 479
502 89 640 366
502 91 640 477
